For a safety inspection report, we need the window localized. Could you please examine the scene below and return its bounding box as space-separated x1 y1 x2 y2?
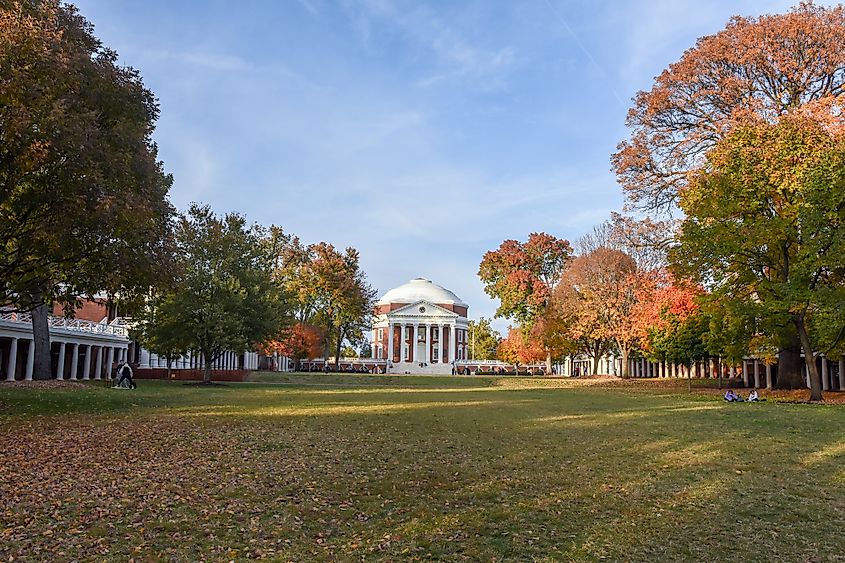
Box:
419 328 426 342
433 327 439 341
377 328 383 341
405 327 411 340
404 345 409 359
433 348 439 362
376 345 383 360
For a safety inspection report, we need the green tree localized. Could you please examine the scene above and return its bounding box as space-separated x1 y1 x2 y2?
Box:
467 318 501 360
672 116 845 400
138 205 289 384
0 1 174 378
648 311 710 392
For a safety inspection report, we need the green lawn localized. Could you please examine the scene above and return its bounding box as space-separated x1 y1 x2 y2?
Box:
2 375 844 562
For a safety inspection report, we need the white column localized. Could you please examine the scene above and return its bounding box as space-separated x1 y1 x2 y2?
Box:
411 324 418 363
81 345 91 380
6 338 18 381
387 322 394 364
822 357 830 391
105 347 115 380
69 344 79 380
422 324 429 364
753 360 760 388
839 358 845 391
56 342 66 380
94 346 103 380
438 324 444 364
450 324 456 364
25 339 35 381
766 363 773 389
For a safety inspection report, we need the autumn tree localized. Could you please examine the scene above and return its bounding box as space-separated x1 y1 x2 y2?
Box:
636 278 708 390
614 2 845 383
0 1 174 379
551 247 647 377
137 205 289 384
497 327 545 368
263 323 324 372
478 233 572 371
672 116 845 400
467 317 501 360
614 2 845 211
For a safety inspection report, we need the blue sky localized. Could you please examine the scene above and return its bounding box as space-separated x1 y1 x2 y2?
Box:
74 0 808 333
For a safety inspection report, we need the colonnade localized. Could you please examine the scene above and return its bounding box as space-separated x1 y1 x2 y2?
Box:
138 349 262 371
383 321 467 364
3 337 128 381
624 356 845 390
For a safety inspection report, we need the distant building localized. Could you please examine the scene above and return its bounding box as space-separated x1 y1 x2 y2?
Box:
371 278 469 374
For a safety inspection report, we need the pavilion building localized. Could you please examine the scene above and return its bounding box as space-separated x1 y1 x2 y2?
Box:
371 278 470 374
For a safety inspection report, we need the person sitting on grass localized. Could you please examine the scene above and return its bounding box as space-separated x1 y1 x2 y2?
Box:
748 389 760 402
724 390 742 402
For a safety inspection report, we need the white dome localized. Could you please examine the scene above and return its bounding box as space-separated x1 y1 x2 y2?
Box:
378 278 467 307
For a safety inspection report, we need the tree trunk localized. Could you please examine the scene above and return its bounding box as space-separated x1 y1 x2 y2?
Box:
687 363 692 393
775 330 804 389
334 326 344 368
545 351 552 375
621 345 630 378
717 357 722 390
203 351 213 385
31 302 52 380
794 314 822 401
324 318 333 363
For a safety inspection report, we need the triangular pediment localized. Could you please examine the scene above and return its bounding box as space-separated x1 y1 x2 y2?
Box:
387 300 459 318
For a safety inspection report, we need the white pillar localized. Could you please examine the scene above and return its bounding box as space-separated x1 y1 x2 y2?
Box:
822 357 830 391
422 324 429 364
753 361 760 388
25 339 35 381
94 346 103 380
69 344 79 380
56 342 66 380
387 322 395 364
839 358 845 391
450 324 456 364
438 324 444 364
6 338 18 381
766 363 773 389
82 345 91 380
411 324 418 363
105 347 115 380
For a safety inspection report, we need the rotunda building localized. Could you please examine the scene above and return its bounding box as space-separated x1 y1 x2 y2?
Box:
372 278 469 374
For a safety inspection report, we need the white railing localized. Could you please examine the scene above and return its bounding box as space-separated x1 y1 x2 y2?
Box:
0 312 128 338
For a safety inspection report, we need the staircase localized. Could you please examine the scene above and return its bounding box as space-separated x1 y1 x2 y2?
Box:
388 362 454 375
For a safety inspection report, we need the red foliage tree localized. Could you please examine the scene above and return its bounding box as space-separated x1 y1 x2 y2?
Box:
264 323 324 371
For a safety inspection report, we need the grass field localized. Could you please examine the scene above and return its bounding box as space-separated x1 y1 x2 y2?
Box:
2 375 845 562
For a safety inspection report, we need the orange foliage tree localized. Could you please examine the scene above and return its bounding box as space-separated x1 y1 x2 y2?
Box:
479 233 573 372
497 326 546 367
551 247 651 377
614 2 845 212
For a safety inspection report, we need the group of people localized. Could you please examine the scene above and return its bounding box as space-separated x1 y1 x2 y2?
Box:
724 389 760 402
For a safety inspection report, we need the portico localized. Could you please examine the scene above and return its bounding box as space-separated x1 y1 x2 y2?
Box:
372 279 469 374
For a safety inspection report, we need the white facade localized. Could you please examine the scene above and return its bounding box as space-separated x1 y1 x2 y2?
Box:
372 278 469 374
